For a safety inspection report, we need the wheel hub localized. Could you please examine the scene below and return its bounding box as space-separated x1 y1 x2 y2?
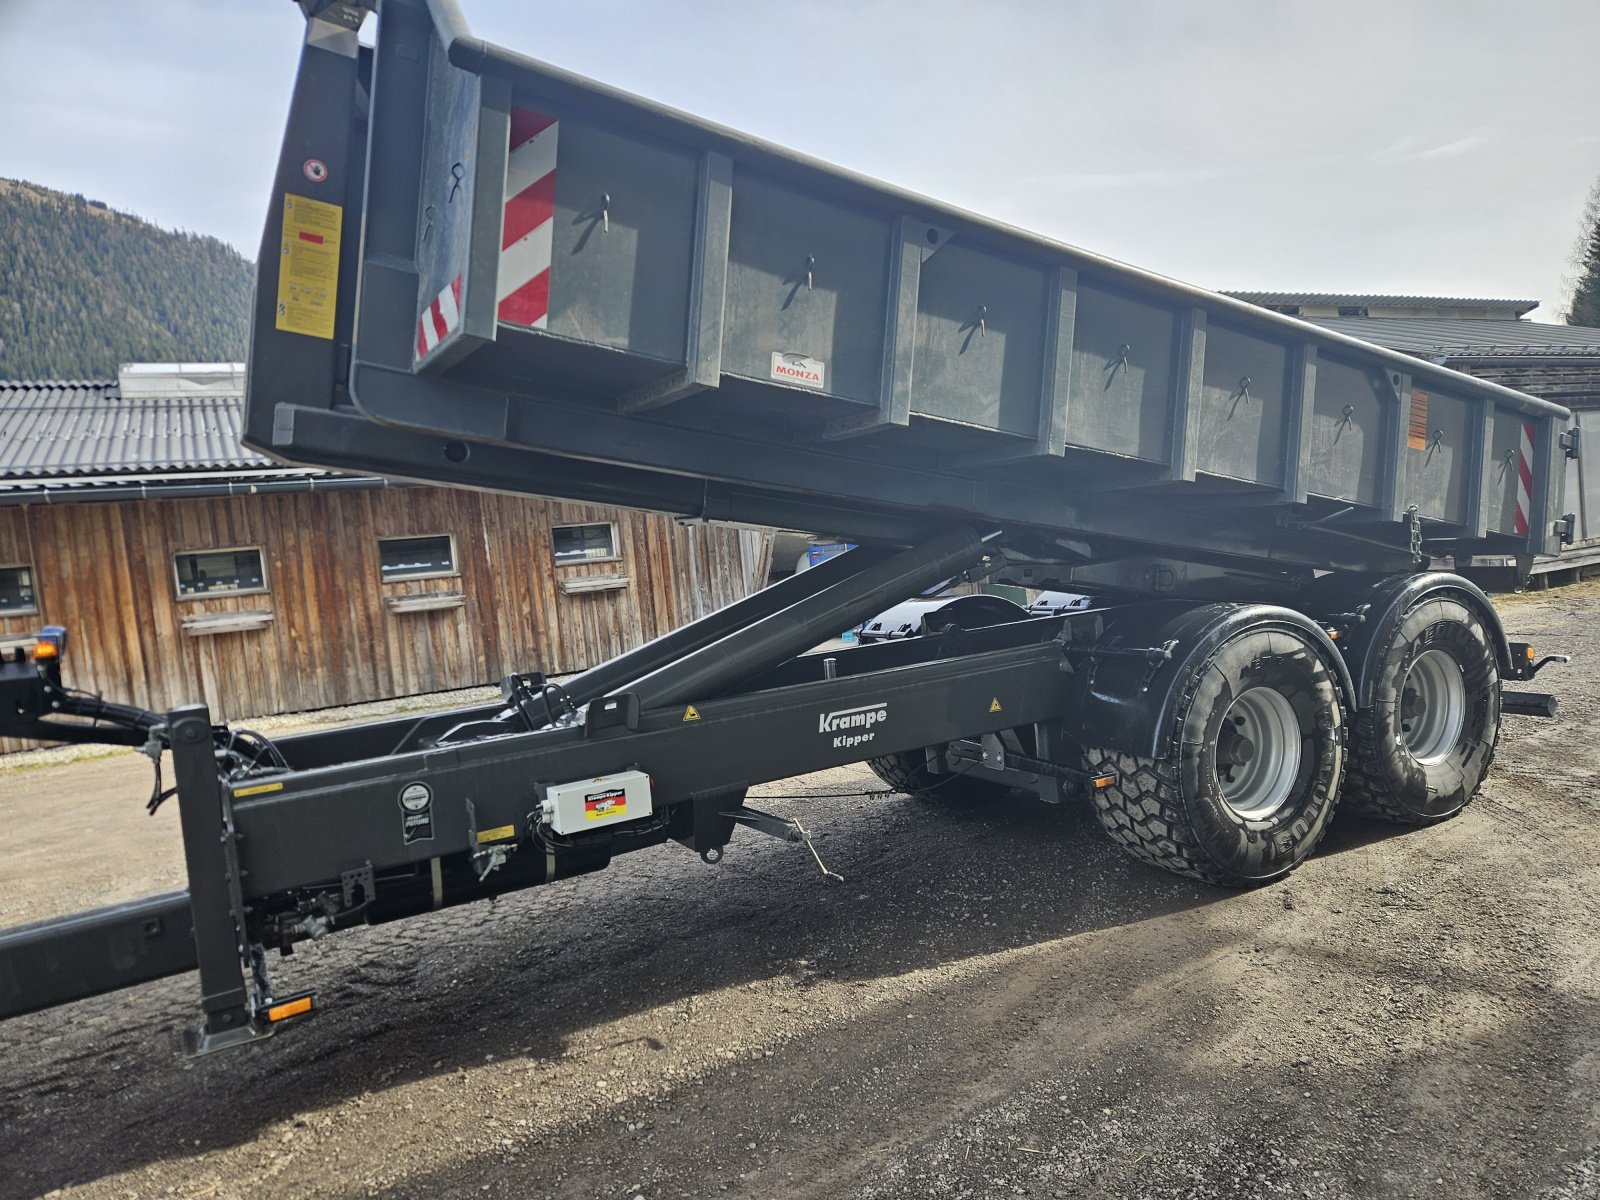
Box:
1399 649 1466 764
1216 687 1302 821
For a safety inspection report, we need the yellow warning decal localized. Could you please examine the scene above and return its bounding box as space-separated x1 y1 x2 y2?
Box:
233 780 285 797
989 698 1003 713
477 824 516 844
682 704 701 722
275 193 342 340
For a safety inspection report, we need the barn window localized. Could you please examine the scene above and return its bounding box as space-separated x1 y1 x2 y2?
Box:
551 522 620 564
174 547 268 598
379 534 458 581
0 564 37 614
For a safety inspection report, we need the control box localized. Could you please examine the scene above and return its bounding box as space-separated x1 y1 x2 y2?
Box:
540 770 653 835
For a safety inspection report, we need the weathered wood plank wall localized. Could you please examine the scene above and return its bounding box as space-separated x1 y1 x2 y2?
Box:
0 488 768 748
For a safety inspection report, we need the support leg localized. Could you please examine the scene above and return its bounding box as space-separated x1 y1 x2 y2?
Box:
170 705 271 1055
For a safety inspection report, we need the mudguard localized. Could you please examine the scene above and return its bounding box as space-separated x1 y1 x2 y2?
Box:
1303 572 1513 710
1061 601 1355 760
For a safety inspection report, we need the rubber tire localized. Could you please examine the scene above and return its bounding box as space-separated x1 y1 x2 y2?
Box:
867 750 1012 804
1343 596 1500 825
1085 626 1346 888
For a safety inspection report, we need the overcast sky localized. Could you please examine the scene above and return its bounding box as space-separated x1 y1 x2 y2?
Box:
3 0 1597 321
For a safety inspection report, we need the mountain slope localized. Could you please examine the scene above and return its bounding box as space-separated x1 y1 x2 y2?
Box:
0 179 255 380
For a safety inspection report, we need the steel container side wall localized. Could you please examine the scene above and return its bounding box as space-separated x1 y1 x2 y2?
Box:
1062 278 1180 463
255 0 1572 576
1193 319 1291 487
1303 355 1388 509
1403 381 1471 525
909 239 1049 438
538 116 699 361
722 173 893 405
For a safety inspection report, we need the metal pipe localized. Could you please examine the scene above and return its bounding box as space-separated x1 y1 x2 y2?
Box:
623 525 987 710
557 540 895 709
0 475 393 508
273 539 902 764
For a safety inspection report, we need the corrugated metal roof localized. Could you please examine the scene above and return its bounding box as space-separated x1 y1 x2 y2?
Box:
0 377 275 479
1224 292 1539 316
1300 317 1600 359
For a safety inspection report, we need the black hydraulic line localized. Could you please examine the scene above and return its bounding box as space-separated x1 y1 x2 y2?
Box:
622 525 989 710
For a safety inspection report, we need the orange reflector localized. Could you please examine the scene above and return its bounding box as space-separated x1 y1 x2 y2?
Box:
1328 629 1342 640
1526 646 1537 661
1092 773 1117 789
266 995 313 1023
31 641 58 661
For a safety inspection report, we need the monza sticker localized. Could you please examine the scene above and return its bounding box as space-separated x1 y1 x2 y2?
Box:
398 781 434 844
770 351 826 390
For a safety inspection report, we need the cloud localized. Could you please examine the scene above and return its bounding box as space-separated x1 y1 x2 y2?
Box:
1017 167 1224 196
1418 135 1488 159
1371 133 1490 163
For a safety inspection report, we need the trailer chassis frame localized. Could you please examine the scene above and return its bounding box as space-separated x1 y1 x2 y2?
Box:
0 532 1566 1050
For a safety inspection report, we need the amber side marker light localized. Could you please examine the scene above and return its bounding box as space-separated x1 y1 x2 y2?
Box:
1526 646 1538 662
31 641 58 662
1092 773 1118 790
266 994 314 1023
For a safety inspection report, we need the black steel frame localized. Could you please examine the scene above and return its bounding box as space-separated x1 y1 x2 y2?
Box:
0 532 1101 1046
0 531 1567 1050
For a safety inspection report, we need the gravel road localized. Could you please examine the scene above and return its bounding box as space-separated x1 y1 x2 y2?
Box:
2 586 1599 1200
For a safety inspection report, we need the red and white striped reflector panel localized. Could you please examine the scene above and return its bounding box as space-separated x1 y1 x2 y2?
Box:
498 108 558 329
1514 421 1535 536
415 275 463 361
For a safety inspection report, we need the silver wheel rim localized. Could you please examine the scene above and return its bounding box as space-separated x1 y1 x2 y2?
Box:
1400 648 1465 764
1216 687 1303 820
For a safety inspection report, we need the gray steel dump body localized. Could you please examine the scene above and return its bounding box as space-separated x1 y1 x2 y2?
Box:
245 0 1571 573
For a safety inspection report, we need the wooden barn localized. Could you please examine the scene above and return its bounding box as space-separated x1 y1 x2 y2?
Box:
0 364 769 741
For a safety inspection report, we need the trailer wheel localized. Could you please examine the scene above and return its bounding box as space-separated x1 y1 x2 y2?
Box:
868 751 1011 804
1084 626 1345 887
1343 596 1500 825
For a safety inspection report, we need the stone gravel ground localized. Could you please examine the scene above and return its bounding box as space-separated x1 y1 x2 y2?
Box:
2 586 1599 1200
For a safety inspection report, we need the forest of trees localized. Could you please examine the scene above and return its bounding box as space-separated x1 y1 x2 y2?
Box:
0 179 254 380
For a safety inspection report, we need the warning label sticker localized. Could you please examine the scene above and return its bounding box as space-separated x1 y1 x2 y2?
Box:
276 193 343 340
770 351 826 390
585 787 627 822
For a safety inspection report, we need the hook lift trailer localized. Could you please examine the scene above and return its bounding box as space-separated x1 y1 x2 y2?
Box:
0 0 1574 1053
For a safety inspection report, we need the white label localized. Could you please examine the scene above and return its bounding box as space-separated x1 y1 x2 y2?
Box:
819 701 887 748
770 351 826 390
